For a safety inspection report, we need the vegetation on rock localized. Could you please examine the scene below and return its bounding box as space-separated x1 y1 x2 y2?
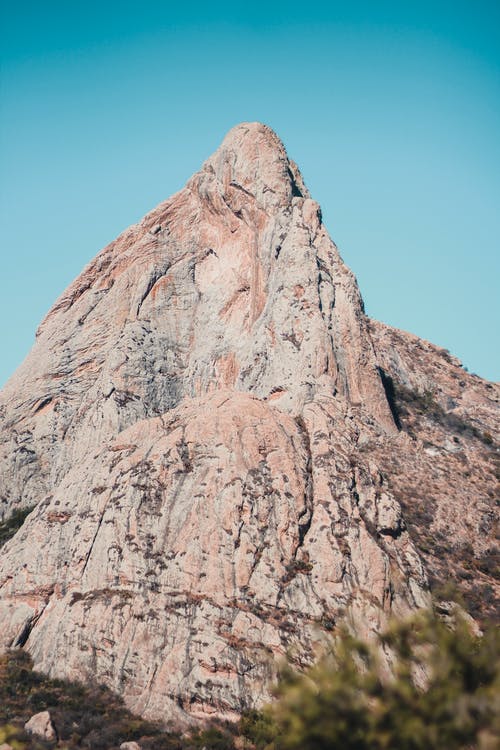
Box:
374 364 499 627
0 650 232 749
379 370 496 448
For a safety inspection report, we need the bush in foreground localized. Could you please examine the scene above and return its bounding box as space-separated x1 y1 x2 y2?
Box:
241 610 499 750
2 610 498 749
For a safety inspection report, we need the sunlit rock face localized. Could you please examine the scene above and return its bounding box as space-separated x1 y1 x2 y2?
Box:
0 123 497 726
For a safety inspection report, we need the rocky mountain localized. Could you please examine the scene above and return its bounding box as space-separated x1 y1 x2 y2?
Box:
0 122 498 727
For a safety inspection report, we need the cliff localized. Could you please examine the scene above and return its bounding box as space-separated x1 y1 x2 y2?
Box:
0 123 497 726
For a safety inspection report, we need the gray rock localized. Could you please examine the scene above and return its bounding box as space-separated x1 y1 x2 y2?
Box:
24 711 56 741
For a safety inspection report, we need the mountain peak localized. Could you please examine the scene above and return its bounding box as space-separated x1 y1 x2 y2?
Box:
220 121 282 147
0 125 497 729
198 122 309 210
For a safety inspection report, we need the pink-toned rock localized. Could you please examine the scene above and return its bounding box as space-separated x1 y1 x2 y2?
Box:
0 390 426 724
24 711 56 741
0 123 394 524
368 320 499 622
0 123 497 726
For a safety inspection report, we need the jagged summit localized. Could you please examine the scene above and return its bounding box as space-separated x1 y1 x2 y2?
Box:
2 121 394 437
0 125 498 727
199 122 309 210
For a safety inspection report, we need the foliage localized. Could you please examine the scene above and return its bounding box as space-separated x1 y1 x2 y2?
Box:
0 649 246 748
0 648 241 749
239 710 277 749
3 611 499 749
0 723 26 750
240 610 500 750
0 650 185 749
189 726 235 749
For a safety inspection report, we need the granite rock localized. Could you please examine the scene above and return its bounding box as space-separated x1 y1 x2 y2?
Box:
24 711 57 741
0 123 497 726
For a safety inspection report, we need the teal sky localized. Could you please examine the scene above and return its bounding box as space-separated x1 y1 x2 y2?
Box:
1 0 499 385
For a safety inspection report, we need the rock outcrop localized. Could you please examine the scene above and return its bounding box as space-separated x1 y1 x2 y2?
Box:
0 123 498 726
24 711 57 741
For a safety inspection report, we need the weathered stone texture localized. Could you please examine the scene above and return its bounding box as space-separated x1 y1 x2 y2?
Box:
24 711 57 741
0 123 497 725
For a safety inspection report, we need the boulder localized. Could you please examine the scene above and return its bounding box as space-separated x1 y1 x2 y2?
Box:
24 711 56 741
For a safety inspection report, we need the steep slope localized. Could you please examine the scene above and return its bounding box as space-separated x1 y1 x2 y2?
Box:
369 321 499 624
0 123 497 725
0 123 393 522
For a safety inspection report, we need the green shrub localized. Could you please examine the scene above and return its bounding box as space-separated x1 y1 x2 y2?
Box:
240 610 500 750
239 710 277 749
189 726 235 749
0 650 183 748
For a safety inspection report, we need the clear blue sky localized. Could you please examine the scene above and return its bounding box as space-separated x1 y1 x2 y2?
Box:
1 0 499 386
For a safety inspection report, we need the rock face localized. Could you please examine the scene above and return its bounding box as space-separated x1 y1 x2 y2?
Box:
24 711 57 741
0 123 498 726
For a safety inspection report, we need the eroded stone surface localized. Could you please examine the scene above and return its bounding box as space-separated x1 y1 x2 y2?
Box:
0 124 394 523
0 122 497 726
0 391 426 724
